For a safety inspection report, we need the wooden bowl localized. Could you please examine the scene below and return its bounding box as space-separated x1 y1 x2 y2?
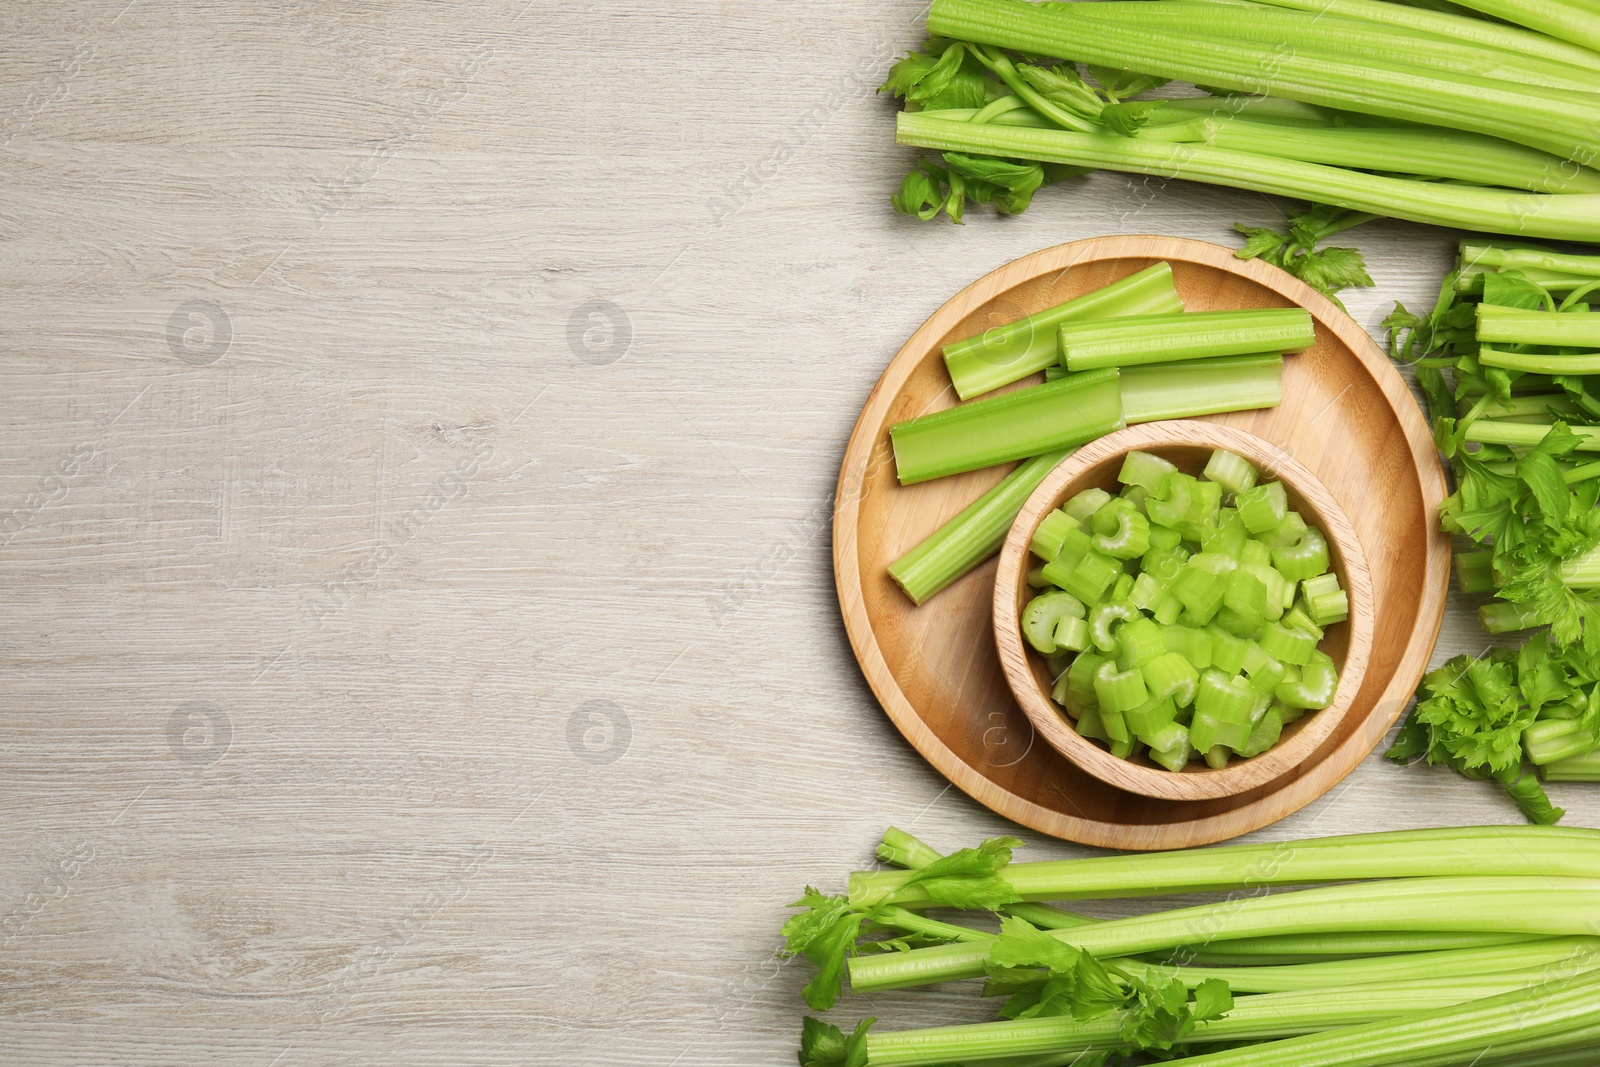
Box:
833 235 1450 850
994 422 1375 802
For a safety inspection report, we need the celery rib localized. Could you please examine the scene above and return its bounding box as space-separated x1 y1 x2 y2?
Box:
889 368 1123 485
898 113 1600 243
1477 306 1600 348
1059 309 1314 371
888 450 1069 605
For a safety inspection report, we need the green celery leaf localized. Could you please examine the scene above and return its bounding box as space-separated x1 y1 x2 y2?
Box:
1099 101 1167 137
1234 223 1286 264
891 164 946 222
1192 978 1235 1022
1014 62 1105 119
798 1016 873 1067
991 915 1082 972
1517 632 1571 716
1496 764 1565 825
1481 270 1551 311
892 835 1023 909
1289 246 1373 300
1086 66 1169 101
781 889 867 1011
1518 449 1572 530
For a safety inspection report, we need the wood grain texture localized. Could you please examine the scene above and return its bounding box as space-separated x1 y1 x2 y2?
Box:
0 4 1597 1065
835 236 1446 847
994 419 1376 804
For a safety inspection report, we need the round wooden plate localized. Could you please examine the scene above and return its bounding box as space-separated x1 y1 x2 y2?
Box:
833 235 1451 850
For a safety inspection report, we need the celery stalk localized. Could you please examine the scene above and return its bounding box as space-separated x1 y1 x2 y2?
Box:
1060 309 1314 371
926 0 1600 162
888 450 1070 605
889 368 1122 485
1121 353 1283 422
1461 243 1600 280
1478 306 1600 348
1073 1 1600 94
1478 347 1600 375
1542 749 1600 781
1235 0 1600 69
864 973 1599 1066
942 265 1182 401
897 113 1600 243
849 825 1600 908
1463 420 1600 450
1188 120 1600 195
1171 931 1539 965
846 876 1600 992
1439 0 1600 53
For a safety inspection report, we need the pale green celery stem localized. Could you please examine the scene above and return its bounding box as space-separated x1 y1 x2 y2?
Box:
1121 353 1283 422
1171 931 1540 965
1116 935 1600 992
864 974 1569 1067
1558 545 1600 587
1463 243 1600 279
1072 0 1600 93
969 94 1029 125
1464 420 1600 450
896 113 1600 243
1223 0 1600 68
1458 393 1579 418
925 0 1600 162
1482 600 1543 633
1437 0 1600 53
1060 310 1314 371
888 368 1122 485
846 877 1600 991
877 826 947 869
1478 347 1600 374
1462 546 1600 593
943 262 1183 400
1145 972 1600 1067
848 824 1600 907
1459 266 1598 295
1159 95 1342 126
1543 750 1600 780
1478 307 1600 347
1457 550 1495 594
888 450 1069 605
1188 120 1600 194
873 904 996 944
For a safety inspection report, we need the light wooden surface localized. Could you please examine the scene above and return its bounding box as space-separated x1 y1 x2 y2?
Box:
995 418 1378 806
0 4 1595 1064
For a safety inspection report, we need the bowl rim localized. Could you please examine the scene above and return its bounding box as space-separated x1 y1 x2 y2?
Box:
993 420 1375 802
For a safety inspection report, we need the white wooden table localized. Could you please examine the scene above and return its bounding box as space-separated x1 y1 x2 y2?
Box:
2 3 1591 1063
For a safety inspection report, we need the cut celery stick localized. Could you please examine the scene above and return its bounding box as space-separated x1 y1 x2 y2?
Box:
942 263 1183 400
1121 352 1284 422
888 450 1072 605
1477 305 1600 347
889 369 1122 485
1060 309 1315 371
1478 347 1600 375
1464 421 1600 451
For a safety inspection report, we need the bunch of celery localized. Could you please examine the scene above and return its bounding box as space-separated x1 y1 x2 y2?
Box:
887 266 1309 605
880 0 1600 243
791 826 1600 1066
1022 448 1347 770
1383 240 1600 818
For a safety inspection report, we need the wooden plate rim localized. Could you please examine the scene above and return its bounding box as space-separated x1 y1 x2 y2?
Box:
832 234 1451 850
992 420 1376 802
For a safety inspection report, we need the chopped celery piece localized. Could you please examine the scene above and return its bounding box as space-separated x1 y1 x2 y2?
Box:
1204 448 1261 497
1130 572 1169 612
1110 572 1135 603
1062 551 1121 604
1242 644 1289 694
889 450 1073 605
1089 601 1139 652
1151 594 1182 625
1030 508 1078 561
1117 617 1166 667
889 368 1123 485
1238 706 1286 759
1240 539 1271 570
1054 615 1089 653
1260 620 1318 665
1095 661 1150 715
1125 695 1178 739
1021 591 1088 653
1065 650 1107 702
942 262 1183 401
1277 651 1338 708
1119 450 1179 493
1150 735 1193 772
1274 525 1333 583
1059 309 1317 371
1244 562 1293 619
1065 487 1113 522
1283 605 1326 639
1145 474 1194 528
1092 506 1150 558
1302 573 1350 625
1143 651 1200 705
1075 707 1109 742
1163 625 1212 669
1196 669 1258 723
1026 564 1048 588
1148 525 1181 551
1120 352 1284 423
1237 480 1289 534
1173 566 1227 625
1202 743 1231 769
1223 569 1270 628
1258 510 1308 549
1142 544 1189 583
1198 509 1248 557
1143 721 1190 756
1108 735 1136 759
1208 625 1251 674
1191 708 1252 752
